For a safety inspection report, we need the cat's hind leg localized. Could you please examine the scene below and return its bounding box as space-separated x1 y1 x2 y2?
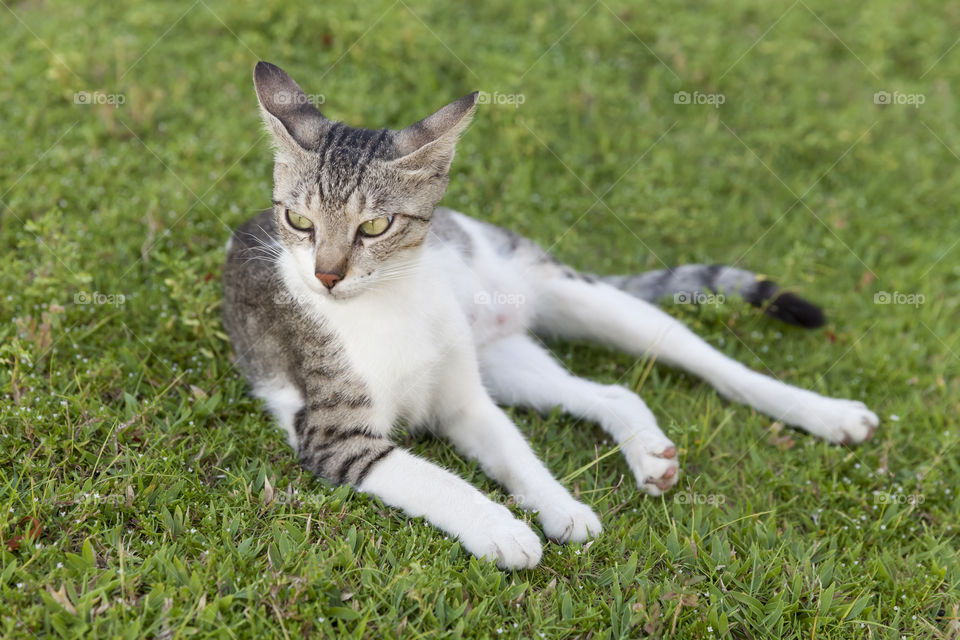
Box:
530 276 878 444
478 334 679 496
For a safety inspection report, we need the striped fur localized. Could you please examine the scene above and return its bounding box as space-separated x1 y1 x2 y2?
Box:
222 213 394 487
601 265 826 328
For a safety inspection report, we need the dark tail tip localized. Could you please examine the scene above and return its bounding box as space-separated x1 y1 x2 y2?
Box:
765 292 827 328
747 280 826 329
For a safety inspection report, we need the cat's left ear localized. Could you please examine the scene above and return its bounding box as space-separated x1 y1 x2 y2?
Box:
391 92 479 175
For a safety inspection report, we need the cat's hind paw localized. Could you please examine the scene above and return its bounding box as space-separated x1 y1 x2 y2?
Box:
797 398 879 445
625 437 680 497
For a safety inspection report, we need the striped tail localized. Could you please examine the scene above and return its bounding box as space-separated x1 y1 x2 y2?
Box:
602 264 826 329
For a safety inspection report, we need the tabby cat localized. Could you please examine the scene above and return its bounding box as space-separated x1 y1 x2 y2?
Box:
222 62 878 569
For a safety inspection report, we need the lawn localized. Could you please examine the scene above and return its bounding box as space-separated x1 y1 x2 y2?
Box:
2 0 959 637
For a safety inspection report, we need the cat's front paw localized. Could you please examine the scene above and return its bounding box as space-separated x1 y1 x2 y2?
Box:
460 506 542 570
797 398 879 444
537 500 601 543
623 433 680 497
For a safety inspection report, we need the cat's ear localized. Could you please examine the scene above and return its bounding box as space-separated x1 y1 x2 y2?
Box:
391 92 479 175
253 61 331 153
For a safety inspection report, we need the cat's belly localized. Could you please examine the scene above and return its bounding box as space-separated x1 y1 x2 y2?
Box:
462 286 533 346
435 245 536 347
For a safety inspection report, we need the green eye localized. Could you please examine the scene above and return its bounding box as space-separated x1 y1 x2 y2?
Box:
358 215 394 237
285 210 314 231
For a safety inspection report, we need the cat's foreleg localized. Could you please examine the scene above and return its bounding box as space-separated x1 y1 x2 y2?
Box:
433 349 602 543
289 393 541 569
358 447 543 569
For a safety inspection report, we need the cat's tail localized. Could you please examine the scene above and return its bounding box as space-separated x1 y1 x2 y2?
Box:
600 264 826 329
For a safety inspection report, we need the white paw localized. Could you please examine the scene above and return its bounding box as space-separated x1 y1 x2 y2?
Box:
590 385 680 496
622 431 680 497
459 505 543 570
796 397 879 444
537 500 602 543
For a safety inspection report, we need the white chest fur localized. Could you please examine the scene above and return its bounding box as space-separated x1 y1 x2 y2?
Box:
280 250 474 431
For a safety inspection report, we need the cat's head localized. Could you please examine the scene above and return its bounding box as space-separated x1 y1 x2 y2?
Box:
253 61 476 300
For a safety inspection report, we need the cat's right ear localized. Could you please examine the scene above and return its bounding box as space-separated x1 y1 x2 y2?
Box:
253 61 330 154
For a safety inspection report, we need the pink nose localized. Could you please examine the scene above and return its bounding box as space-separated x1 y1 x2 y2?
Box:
315 272 342 290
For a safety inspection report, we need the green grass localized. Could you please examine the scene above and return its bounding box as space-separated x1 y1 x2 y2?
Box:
2 0 959 637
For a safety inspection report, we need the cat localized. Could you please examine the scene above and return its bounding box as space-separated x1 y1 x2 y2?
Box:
222 61 879 569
